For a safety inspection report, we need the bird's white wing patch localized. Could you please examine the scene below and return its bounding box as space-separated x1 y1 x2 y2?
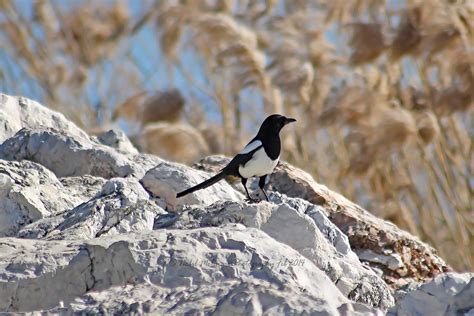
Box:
239 140 262 154
239 147 279 178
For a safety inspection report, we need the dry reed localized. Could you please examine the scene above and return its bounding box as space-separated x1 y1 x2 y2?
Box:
1 0 472 271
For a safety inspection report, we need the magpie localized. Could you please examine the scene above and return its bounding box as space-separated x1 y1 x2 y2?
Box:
176 114 296 202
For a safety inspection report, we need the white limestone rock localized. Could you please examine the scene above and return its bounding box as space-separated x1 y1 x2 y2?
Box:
356 249 404 271
449 277 474 315
0 225 370 314
18 177 165 240
0 160 104 237
389 272 474 316
47 280 382 315
58 175 108 203
0 128 161 179
141 161 243 211
0 93 89 143
95 129 139 155
194 155 450 288
0 94 463 315
156 193 394 309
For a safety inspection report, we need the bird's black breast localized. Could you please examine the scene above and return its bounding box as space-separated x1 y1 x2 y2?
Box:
261 135 281 160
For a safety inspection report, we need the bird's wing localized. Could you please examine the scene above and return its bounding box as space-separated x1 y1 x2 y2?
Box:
176 140 263 198
239 139 262 154
223 139 263 175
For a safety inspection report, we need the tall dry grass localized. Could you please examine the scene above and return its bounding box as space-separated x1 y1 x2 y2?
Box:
0 0 472 271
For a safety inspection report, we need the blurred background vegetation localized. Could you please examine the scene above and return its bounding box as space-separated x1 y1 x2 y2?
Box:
0 0 472 270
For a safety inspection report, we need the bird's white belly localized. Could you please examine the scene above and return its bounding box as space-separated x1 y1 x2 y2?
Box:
238 148 279 178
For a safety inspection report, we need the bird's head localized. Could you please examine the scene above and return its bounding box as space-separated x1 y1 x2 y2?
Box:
258 114 296 136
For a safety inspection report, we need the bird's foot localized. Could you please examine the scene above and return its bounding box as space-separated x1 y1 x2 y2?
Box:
245 197 261 204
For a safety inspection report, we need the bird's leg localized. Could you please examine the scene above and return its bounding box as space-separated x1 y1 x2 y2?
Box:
241 178 257 203
259 175 269 202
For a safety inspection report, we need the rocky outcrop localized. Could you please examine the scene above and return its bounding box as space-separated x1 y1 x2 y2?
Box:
389 272 474 315
0 128 161 179
1 226 380 314
0 93 471 314
141 162 243 211
0 94 89 143
158 194 394 309
96 129 139 155
0 159 105 237
18 177 165 240
194 155 450 288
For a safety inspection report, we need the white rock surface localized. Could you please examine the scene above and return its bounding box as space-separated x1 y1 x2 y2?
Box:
49 281 381 315
0 93 89 142
18 177 165 240
95 129 139 155
0 159 104 237
141 161 243 211
157 193 394 309
0 225 375 314
389 272 474 316
0 94 470 315
356 249 404 271
0 128 161 179
194 155 451 288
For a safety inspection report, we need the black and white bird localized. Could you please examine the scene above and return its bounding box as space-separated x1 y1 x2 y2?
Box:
176 114 296 202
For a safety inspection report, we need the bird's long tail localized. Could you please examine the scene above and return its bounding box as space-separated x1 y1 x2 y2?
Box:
176 171 227 198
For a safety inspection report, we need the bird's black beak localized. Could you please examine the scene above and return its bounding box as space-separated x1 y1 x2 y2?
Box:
284 117 297 125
